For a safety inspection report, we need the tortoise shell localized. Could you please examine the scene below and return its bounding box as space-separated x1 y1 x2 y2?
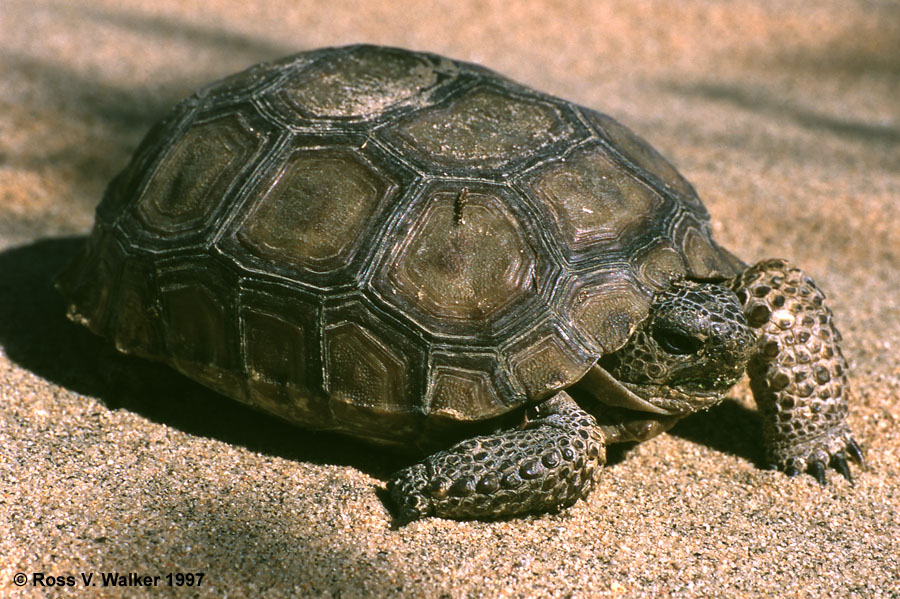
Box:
58 45 742 448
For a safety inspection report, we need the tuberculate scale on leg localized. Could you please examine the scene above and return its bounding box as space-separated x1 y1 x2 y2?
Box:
731 259 864 482
388 392 605 522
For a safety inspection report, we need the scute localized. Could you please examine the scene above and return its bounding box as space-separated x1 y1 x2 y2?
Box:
162 283 228 368
506 323 595 400
240 286 317 393
243 308 308 385
391 86 573 170
586 110 703 210
234 147 394 277
527 143 665 259
156 261 242 398
633 241 688 291
57 45 740 447
566 275 653 355
678 219 742 280
322 313 422 444
237 283 330 429
382 186 537 331
108 255 161 359
135 116 260 236
429 365 503 422
324 321 407 409
278 45 453 118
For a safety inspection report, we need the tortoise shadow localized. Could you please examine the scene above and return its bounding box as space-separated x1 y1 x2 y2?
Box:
668 398 767 468
0 236 405 480
600 398 766 470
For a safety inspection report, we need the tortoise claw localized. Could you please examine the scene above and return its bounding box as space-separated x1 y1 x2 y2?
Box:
846 438 866 469
771 434 864 486
831 451 854 485
808 459 827 486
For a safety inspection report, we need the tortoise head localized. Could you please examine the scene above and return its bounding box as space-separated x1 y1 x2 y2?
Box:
596 280 756 415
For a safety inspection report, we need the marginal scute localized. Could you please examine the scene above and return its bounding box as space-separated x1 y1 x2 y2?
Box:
587 110 701 207
109 258 160 359
280 46 451 118
508 328 593 400
236 148 392 275
57 232 118 334
159 279 238 396
681 225 737 279
569 278 651 354
393 86 572 168
634 241 687 290
429 365 505 421
529 145 662 253
324 321 408 410
241 304 327 427
136 116 258 235
385 188 536 326
243 307 308 387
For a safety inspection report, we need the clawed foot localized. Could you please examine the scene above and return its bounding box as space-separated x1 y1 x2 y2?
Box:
387 392 605 522
733 260 865 489
769 429 865 485
388 462 434 523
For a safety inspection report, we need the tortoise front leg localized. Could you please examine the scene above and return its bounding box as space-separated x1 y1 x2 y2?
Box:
388 391 605 522
731 259 864 483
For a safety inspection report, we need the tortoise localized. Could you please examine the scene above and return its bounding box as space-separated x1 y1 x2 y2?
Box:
57 44 863 522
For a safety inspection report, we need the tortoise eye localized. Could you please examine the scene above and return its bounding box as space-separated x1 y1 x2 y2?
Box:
652 325 703 355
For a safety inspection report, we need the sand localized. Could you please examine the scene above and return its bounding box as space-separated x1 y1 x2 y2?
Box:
1 1 898 597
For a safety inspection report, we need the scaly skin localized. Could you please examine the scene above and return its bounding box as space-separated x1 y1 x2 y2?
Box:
730 259 864 481
388 392 605 522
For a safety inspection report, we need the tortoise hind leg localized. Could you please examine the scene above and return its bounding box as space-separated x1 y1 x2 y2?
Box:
388 391 605 522
730 259 864 483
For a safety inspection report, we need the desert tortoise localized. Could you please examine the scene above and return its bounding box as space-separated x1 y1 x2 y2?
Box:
57 45 863 522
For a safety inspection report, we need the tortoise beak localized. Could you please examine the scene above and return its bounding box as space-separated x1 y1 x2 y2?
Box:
574 363 680 415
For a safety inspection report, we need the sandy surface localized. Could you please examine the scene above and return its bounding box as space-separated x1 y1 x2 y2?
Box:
2 1 899 597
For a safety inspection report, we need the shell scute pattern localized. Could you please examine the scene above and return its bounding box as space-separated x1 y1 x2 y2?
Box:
527 144 663 253
268 45 458 124
584 110 704 213
386 84 580 173
232 146 396 278
61 45 737 446
133 115 258 237
376 184 541 334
